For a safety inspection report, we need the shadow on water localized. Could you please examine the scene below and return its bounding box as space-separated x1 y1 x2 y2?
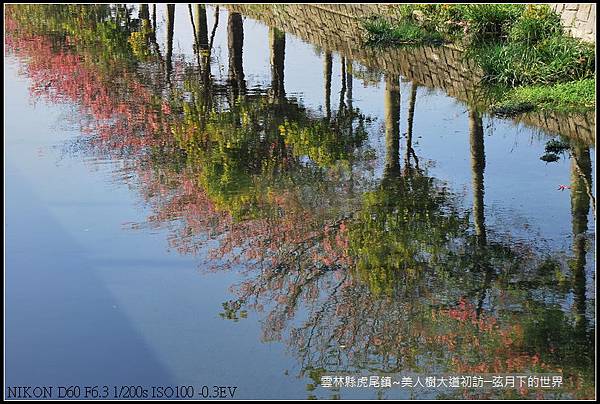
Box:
5 169 173 387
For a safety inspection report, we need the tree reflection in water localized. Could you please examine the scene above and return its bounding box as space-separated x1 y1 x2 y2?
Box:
5 4 595 399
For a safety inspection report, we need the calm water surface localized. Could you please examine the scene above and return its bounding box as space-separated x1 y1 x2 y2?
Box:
5 4 596 399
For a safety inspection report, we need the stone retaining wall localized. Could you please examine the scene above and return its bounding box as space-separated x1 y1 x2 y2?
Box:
550 3 595 43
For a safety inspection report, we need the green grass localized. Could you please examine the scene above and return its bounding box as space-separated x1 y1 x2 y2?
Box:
468 36 595 87
362 4 596 114
493 78 596 115
363 17 443 46
508 4 563 45
365 4 525 44
461 4 524 42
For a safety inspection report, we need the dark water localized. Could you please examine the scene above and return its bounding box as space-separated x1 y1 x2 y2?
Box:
4 4 596 400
